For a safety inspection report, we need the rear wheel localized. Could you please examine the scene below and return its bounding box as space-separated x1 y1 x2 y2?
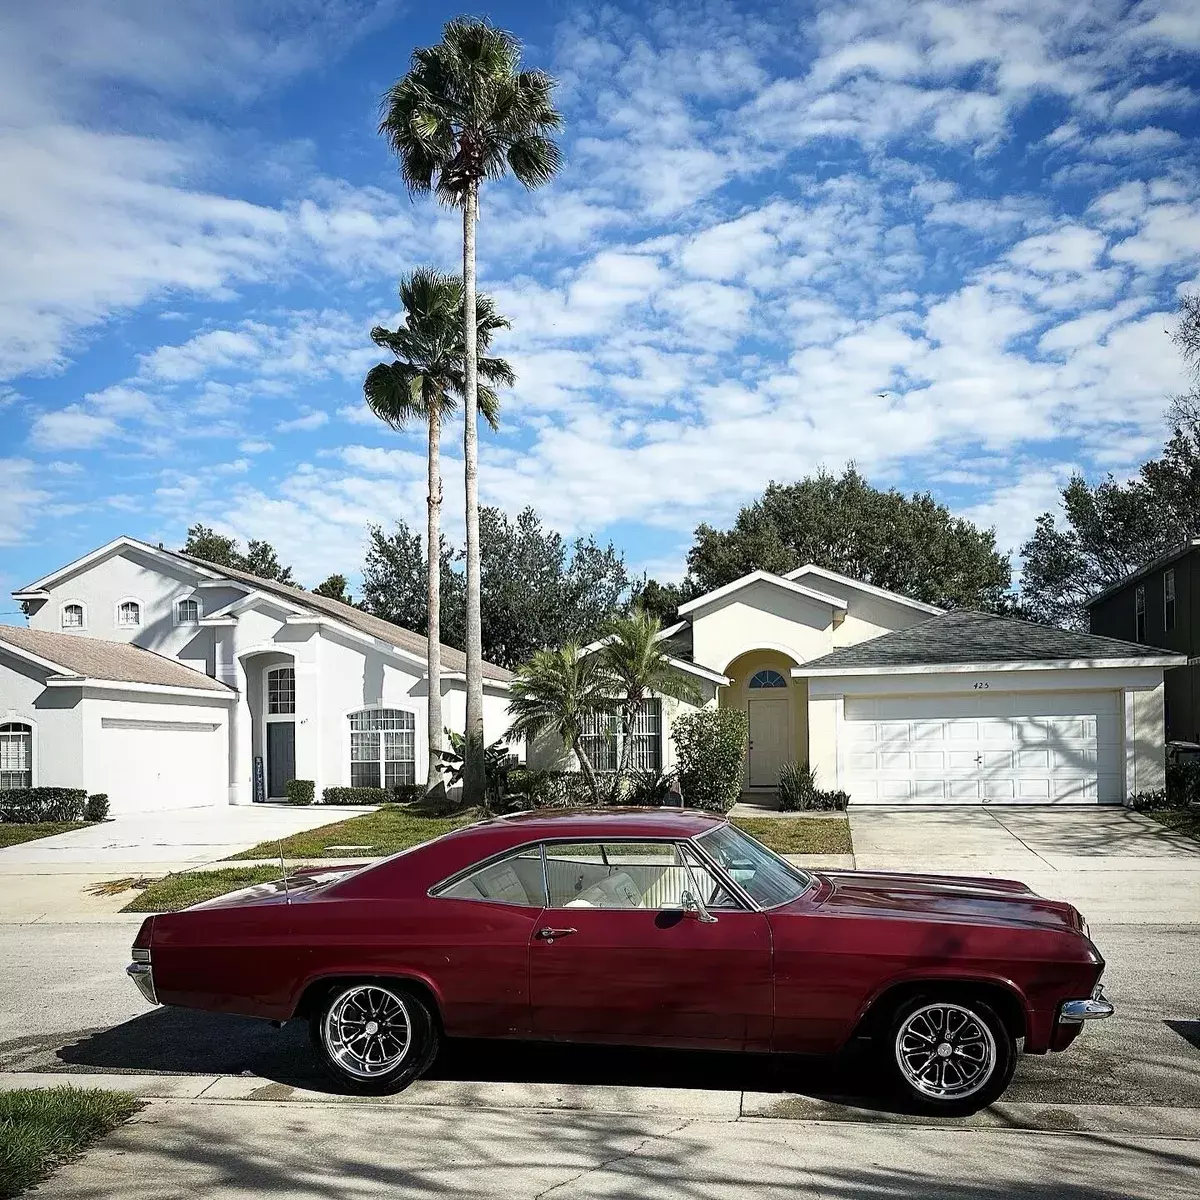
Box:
884 996 1015 1116
310 981 438 1093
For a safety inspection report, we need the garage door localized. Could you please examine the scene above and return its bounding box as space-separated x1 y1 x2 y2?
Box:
841 692 1122 805
96 718 225 814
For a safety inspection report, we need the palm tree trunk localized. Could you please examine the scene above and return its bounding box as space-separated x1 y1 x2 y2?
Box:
462 182 485 807
614 699 636 802
572 737 603 806
425 404 443 793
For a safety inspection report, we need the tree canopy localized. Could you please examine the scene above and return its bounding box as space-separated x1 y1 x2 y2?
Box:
1019 295 1200 628
181 525 295 585
360 507 630 669
312 574 355 605
668 467 1012 612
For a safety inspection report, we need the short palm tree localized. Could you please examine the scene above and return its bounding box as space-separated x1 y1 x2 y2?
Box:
599 609 699 796
380 17 563 806
507 645 612 805
364 267 514 792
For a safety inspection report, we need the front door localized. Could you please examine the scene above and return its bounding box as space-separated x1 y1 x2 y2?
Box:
748 698 789 787
266 721 296 799
528 840 773 1049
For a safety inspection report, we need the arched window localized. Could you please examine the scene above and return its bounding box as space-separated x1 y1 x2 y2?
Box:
0 723 33 789
61 603 85 630
349 709 415 788
266 667 295 715
176 598 200 624
748 669 787 689
116 600 141 627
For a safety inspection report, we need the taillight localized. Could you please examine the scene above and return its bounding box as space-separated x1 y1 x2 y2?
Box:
132 916 154 950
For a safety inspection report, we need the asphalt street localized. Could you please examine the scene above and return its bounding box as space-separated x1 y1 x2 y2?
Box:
2 922 1197 1111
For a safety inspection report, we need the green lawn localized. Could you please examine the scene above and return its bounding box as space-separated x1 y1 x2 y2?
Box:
732 816 853 855
0 822 97 850
120 865 320 913
229 805 474 861
1146 807 1200 845
0 1087 141 1198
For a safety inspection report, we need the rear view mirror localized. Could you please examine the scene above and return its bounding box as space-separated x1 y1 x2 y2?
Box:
681 889 717 924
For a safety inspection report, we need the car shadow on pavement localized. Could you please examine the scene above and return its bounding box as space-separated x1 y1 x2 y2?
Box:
54 1006 902 1110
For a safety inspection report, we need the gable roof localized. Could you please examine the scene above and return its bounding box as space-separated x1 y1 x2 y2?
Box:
155 546 513 683
676 570 848 618
1083 539 1200 609
13 536 223 597
795 609 1186 675
0 626 233 693
782 564 944 616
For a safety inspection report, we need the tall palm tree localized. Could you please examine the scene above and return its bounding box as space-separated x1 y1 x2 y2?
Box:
380 17 563 806
506 645 612 805
364 267 514 792
599 609 699 797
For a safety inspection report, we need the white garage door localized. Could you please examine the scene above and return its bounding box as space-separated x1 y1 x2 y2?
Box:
841 691 1122 805
96 718 225 814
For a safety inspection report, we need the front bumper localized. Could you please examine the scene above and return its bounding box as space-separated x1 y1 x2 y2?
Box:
1059 983 1113 1024
127 958 158 1006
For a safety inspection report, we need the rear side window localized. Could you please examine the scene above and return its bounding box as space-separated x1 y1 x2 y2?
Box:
437 847 546 907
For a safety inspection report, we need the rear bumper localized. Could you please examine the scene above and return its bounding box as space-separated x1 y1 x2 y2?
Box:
127 961 158 1006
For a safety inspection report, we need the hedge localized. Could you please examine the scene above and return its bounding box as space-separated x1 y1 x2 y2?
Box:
85 793 110 821
778 762 849 812
285 779 315 806
0 788 88 824
322 786 392 806
671 709 748 813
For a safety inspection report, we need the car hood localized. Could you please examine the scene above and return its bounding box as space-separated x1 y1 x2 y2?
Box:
187 865 363 911
809 870 1083 934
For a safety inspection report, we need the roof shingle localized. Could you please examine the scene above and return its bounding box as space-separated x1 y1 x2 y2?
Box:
800 609 1183 671
0 626 233 692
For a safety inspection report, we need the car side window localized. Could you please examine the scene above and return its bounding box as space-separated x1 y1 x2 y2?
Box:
543 841 738 910
437 847 546 907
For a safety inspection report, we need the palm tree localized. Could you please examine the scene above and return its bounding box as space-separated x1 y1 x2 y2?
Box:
364 267 514 792
506 645 612 805
599 609 699 798
380 17 563 806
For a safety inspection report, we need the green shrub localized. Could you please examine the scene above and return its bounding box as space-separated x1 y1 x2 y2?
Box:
84 794 110 821
1127 788 1170 812
506 769 617 807
285 779 315 806
1167 759 1200 807
671 709 748 812
322 786 391 806
390 783 427 804
627 768 672 807
778 762 850 811
0 787 87 824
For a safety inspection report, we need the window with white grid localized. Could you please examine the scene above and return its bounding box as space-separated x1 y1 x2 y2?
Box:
267 667 295 715
177 598 200 624
0 723 32 790
61 604 84 630
116 600 141 627
579 710 618 772
579 701 662 773
630 699 663 772
349 709 415 788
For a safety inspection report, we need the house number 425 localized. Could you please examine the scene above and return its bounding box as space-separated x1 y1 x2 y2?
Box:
973 681 990 689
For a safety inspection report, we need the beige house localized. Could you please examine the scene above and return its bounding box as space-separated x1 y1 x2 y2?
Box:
537 565 1183 806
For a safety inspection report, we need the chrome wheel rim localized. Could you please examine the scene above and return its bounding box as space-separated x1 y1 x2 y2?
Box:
895 1003 996 1101
323 986 412 1079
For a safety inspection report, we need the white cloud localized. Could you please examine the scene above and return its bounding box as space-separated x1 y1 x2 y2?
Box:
276 409 329 433
0 459 51 546
28 406 120 450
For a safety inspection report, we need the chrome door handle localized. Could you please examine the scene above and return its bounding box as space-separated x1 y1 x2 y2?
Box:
536 927 577 942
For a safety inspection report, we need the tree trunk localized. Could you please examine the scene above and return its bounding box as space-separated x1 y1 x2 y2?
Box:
573 737 603 807
613 695 637 802
425 403 443 793
462 182 486 807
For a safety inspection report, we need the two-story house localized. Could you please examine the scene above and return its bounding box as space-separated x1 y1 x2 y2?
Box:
0 536 513 814
533 565 1183 805
1086 539 1200 745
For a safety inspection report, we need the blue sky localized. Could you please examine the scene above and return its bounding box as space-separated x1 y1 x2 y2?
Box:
3 0 1200 619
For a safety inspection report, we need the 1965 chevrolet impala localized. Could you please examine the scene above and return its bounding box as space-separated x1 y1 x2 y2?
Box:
128 809 1112 1113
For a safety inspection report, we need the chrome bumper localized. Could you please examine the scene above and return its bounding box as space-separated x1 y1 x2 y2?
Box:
1059 984 1113 1023
127 961 158 1006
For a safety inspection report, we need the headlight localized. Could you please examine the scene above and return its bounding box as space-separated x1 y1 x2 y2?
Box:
1080 917 1090 941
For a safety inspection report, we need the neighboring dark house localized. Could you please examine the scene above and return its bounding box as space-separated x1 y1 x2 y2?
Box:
1086 539 1200 744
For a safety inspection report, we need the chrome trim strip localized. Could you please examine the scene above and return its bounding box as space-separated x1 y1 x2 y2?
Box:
1059 985 1113 1023
127 962 158 1005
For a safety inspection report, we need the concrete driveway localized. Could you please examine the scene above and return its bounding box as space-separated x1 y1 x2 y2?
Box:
849 806 1200 923
0 803 373 923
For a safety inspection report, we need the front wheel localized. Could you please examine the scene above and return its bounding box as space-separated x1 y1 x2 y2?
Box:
310 981 438 1093
885 997 1015 1116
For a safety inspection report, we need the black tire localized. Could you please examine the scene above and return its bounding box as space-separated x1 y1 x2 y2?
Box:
309 980 439 1094
883 995 1016 1116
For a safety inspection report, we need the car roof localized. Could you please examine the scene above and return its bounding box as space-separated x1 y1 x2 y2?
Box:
482 807 727 839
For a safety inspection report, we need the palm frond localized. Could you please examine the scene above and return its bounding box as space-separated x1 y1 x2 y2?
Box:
363 361 427 429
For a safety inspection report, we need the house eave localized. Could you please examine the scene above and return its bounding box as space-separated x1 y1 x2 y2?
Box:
791 656 1188 678
1083 539 1200 608
782 565 945 616
677 570 848 618
44 677 237 699
666 656 730 686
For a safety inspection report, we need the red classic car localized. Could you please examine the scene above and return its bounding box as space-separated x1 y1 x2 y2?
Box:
127 808 1112 1113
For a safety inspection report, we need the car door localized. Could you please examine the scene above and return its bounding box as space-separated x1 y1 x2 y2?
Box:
528 839 773 1050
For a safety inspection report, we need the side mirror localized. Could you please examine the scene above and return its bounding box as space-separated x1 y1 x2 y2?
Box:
680 889 717 924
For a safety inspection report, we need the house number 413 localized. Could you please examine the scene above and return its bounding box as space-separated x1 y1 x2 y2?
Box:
973 681 990 690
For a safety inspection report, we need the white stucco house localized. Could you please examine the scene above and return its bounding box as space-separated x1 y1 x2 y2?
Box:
537 566 1184 806
1 536 513 814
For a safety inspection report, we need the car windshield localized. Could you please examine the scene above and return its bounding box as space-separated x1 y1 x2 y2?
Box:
695 824 812 908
